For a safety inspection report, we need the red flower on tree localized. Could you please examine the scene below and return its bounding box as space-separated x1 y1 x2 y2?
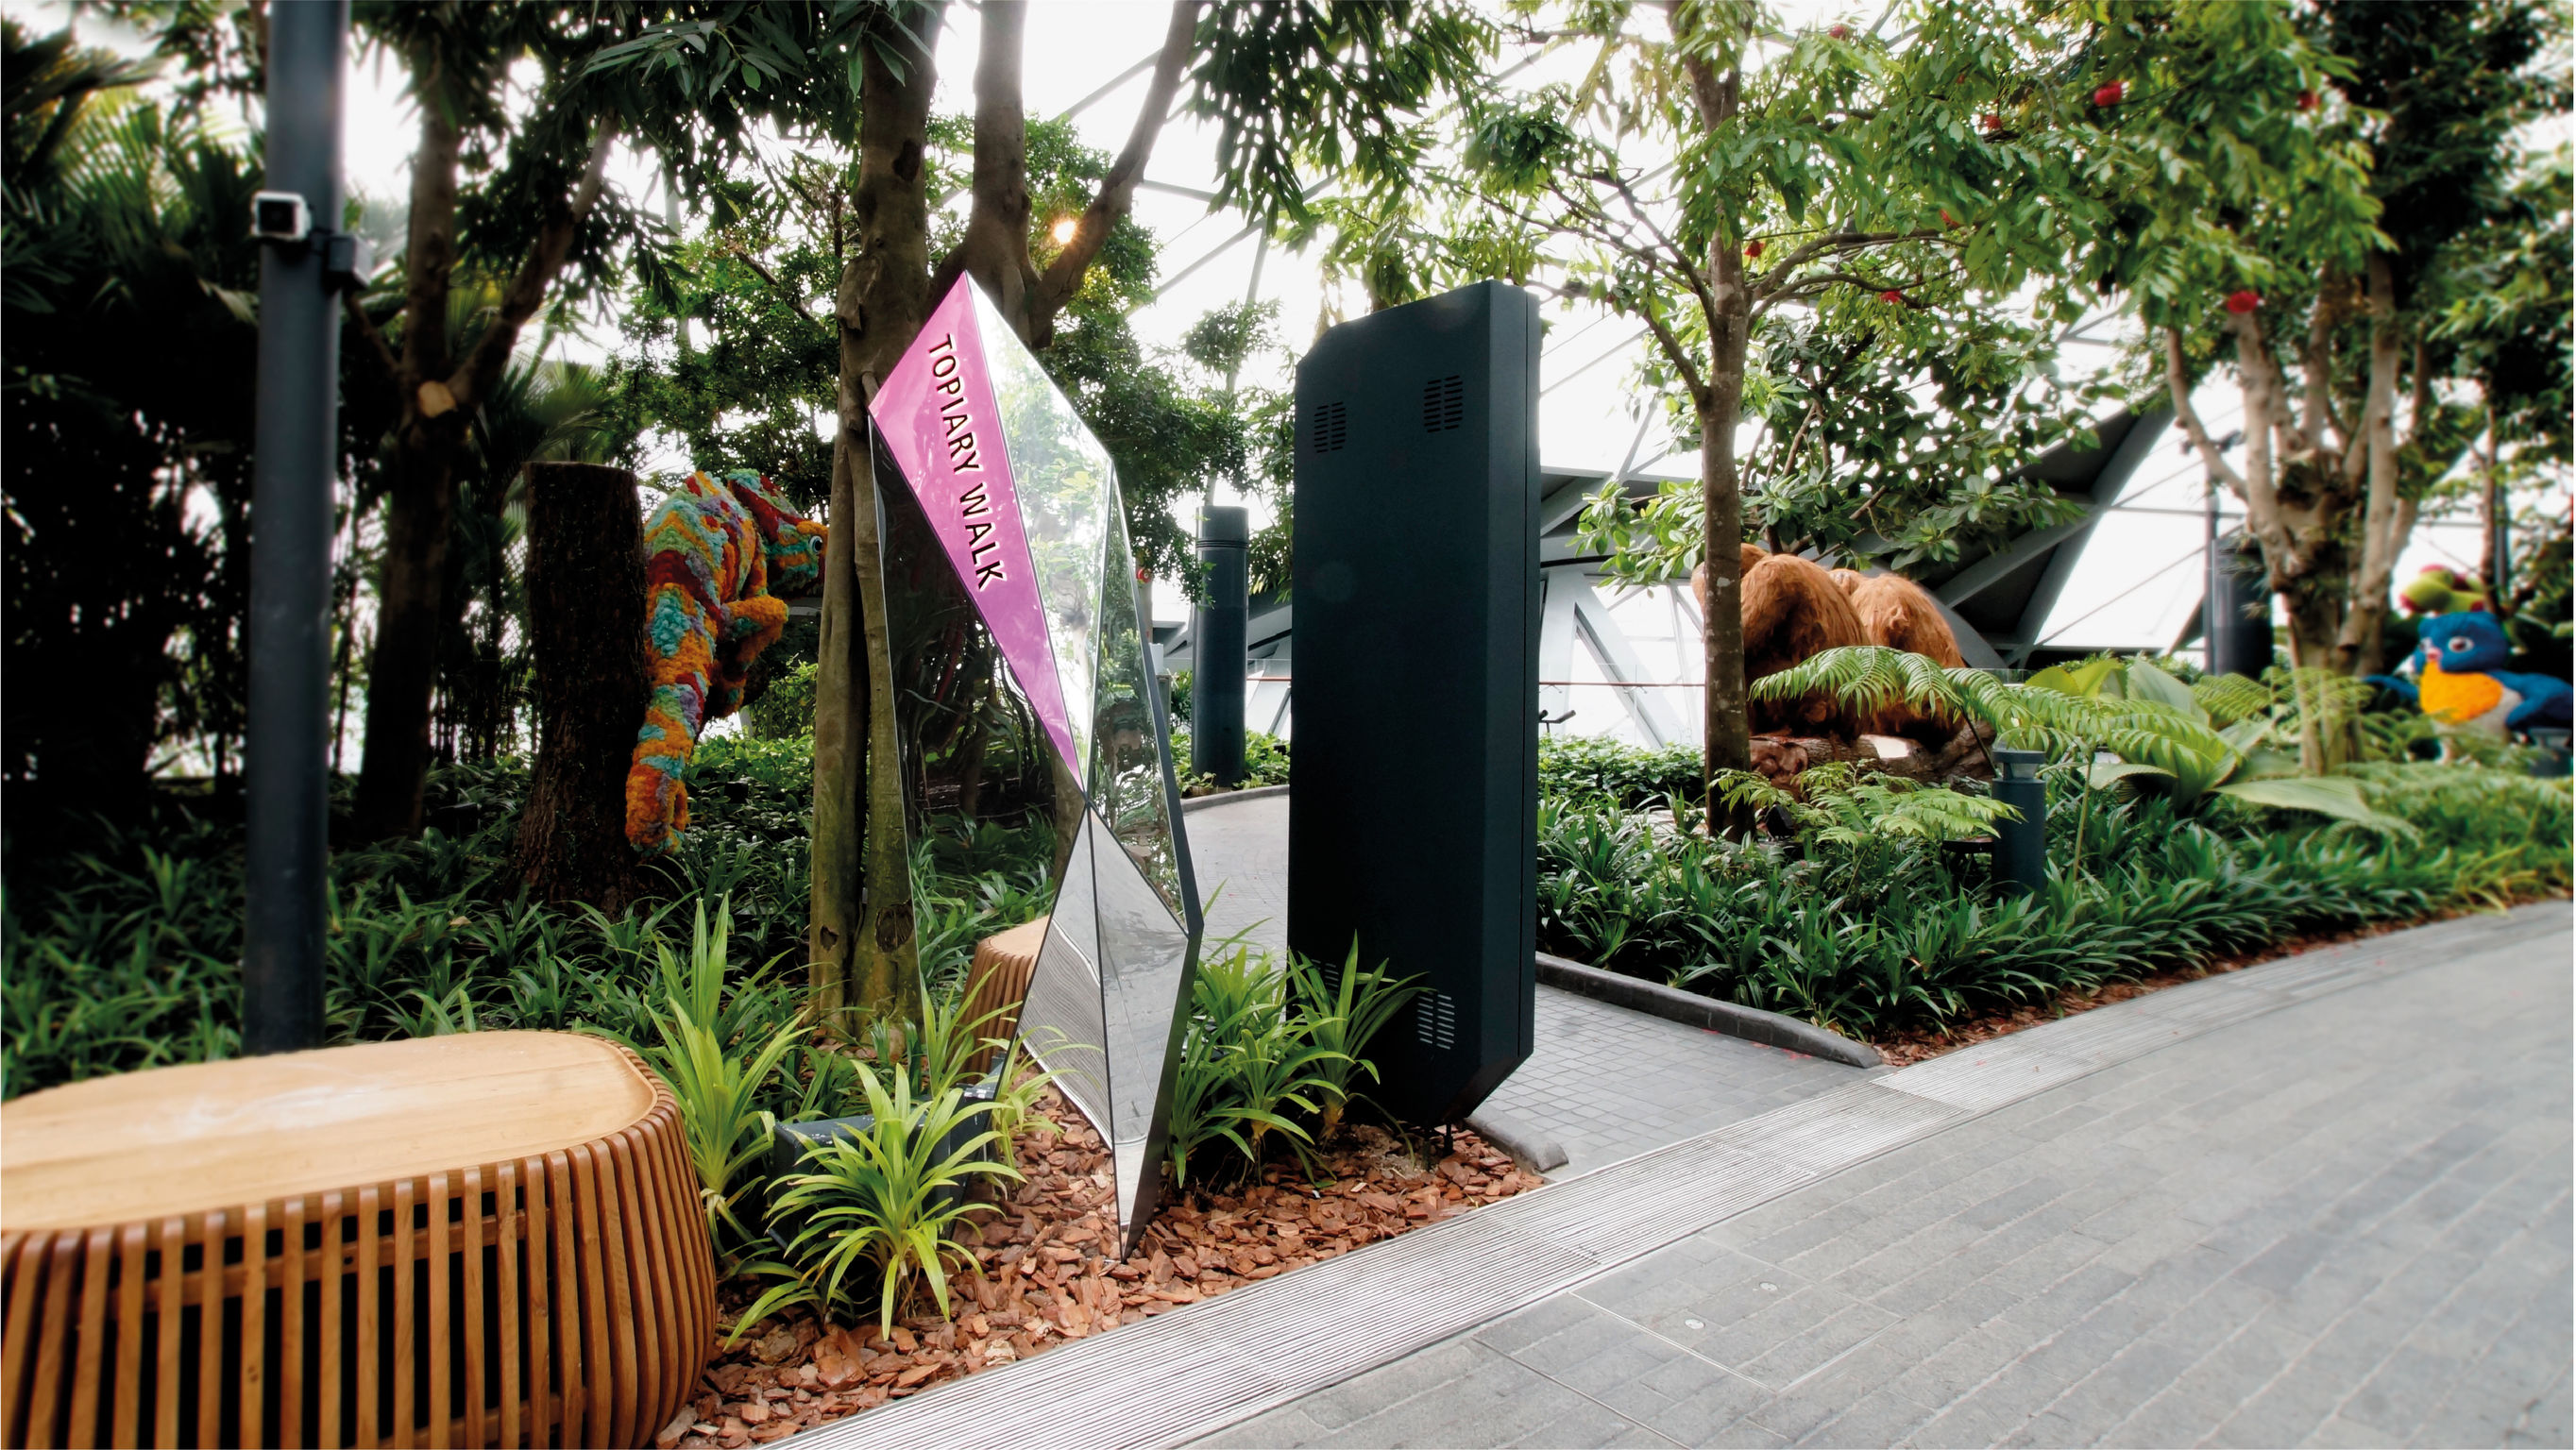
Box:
2092 79 2126 107
1746 240 1765 258
1981 112 2004 132
2296 89 2319 111
1829 24 1851 40
1879 289 1906 305
2225 290 2262 314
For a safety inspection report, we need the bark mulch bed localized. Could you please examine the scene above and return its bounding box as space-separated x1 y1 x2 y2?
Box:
660 1089 1542 1447
1867 895 2565 1068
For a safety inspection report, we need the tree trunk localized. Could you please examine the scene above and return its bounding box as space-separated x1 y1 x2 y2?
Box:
510 462 650 911
349 63 464 840
1699 238 1754 799
2331 256 2406 677
350 430 462 838
811 7 943 1034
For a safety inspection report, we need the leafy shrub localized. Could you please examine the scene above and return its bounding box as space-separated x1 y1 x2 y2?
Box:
1539 734 1705 810
1163 938 1415 1188
1171 728 1292 793
1539 753 2568 1043
758 1059 1022 1334
602 901 809 1255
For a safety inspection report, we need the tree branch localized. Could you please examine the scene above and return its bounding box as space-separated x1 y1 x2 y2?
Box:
730 244 818 325
2164 326 2248 495
449 113 620 412
1637 289 1708 405
343 289 401 384
1031 0 1201 329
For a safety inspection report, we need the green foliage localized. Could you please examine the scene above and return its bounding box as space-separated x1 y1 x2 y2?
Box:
1162 938 1427 1189
760 1058 1022 1336
1538 735 1704 812
743 659 821 741
1173 729 1293 794
1754 647 2414 832
602 901 807 1255
1288 945 1425 1140
1537 747 2569 1043
1 750 991 1103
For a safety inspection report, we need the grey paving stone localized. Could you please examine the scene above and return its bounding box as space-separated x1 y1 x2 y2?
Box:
1195 1405 1335 1448
1187 793 1874 1182
1793 1385 1936 1449
1178 905 2570 1450
1505 1402 1677 1449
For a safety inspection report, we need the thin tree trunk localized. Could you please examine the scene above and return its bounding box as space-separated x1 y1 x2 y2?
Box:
347 71 616 840
511 462 650 911
811 8 943 1033
351 435 461 836
2332 255 2405 676
350 60 464 840
1700 249 1753 795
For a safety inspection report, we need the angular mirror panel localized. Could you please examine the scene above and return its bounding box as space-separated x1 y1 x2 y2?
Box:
1088 506 1191 917
966 282 1111 784
1016 814 1109 1131
871 278 1202 1254
871 281 1083 778
1089 815 1196 1238
876 439 1074 1052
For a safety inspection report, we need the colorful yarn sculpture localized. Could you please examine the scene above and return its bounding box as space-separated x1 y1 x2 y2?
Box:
2369 610 2572 739
625 470 826 852
2397 565 2490 617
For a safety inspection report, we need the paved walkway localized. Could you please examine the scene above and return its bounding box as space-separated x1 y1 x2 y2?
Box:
1183 792 1868 1176
1196 902 2573 1449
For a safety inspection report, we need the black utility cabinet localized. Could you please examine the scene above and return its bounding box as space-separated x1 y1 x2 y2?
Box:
1289 280 1540 1125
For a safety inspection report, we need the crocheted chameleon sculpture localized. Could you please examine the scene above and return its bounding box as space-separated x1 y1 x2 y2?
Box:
2396 565 2490 618
625 469 826 853
2368 610 2572 740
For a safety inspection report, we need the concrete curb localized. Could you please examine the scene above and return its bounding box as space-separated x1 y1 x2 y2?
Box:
1178 783 1291 814
1534 952 1886 1069
1463 1110 1569 1175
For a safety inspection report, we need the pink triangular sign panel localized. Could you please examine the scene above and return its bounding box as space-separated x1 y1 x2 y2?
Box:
870 279 1079 773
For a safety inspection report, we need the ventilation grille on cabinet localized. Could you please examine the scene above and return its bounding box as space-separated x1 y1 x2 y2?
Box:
1422 374 1465 432
1415 991 1458 1050
1309 400 1348 454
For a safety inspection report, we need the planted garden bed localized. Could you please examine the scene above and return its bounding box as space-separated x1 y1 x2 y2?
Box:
667 1090 1535 1448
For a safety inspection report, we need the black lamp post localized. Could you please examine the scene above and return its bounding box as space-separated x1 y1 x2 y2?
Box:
243 0 351 1055
1990 749 2048 895
1189 506 1248 787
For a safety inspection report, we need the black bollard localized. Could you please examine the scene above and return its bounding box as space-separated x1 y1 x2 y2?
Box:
1991 749 2048 895
1189 506 1248 787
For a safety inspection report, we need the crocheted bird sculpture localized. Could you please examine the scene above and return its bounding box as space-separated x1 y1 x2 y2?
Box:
2368 610 2572 741
625 469 826 853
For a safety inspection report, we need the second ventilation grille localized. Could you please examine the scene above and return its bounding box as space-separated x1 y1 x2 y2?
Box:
1309 400 1348 454
1422 374 1465 432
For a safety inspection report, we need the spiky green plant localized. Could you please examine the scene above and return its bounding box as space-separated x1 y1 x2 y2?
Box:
602 901 807 1254
764 1060 1022 1334
1289 945 1424 1139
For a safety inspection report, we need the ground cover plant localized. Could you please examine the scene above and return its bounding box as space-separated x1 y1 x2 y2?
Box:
669 1095 1536 1448
1536 658 2573 1047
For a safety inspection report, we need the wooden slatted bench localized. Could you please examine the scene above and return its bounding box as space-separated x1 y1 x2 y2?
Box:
0 1032 713 1449
961 917 1048 1073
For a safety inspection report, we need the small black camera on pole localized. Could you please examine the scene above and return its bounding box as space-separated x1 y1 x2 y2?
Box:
243 0 352 1056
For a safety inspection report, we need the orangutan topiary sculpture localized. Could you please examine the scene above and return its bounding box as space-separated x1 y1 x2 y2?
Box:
624 470 826 852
